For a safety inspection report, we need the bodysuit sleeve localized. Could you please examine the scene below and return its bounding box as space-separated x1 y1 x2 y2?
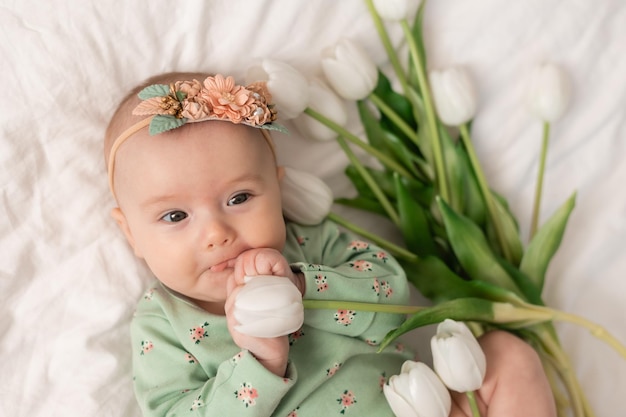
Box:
284 220 410 345
130 287 296 416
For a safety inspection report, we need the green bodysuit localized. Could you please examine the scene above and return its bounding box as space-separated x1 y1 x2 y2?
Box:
131 220 413 416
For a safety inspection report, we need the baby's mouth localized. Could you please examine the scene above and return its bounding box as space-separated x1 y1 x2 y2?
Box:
209 258 235 273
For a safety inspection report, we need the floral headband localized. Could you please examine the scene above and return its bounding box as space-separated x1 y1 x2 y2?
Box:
107 74 286 198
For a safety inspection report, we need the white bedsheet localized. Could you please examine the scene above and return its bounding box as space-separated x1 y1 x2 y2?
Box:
1 0 625 415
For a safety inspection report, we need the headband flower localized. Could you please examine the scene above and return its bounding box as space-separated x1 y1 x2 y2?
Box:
132 74 287 135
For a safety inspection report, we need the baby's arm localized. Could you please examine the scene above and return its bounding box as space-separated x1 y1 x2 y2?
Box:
131 302 295 417
285 220 410 344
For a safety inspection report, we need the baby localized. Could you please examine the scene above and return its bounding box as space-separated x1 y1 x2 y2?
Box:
105 72 556 416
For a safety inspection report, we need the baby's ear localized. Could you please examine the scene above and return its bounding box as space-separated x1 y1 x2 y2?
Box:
111 207 143 258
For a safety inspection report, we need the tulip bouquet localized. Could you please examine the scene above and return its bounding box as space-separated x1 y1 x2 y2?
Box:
259 1 626 416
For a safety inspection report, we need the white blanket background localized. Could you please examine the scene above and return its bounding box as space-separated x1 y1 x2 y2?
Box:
1 0 625 415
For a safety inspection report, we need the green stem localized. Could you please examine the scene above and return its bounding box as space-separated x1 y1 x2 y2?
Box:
304 107 413 179
459 124 512 262
369 93 420 146
363 0 410 97
327 212 420 263
536 326 591 417
400 19 449 203
530 122 551 239
466 391 482 417
302 299 423 315
334 134 400 225
527 304 626 359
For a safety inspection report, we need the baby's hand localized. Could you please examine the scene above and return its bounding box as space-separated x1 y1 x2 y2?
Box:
231 248 305 295
224 282 290 377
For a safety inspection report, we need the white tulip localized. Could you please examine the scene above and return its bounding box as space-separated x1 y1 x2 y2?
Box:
384 360 452 417
527 62 570 123
233 275 304 338
431 319 486 393
372 0 412 21
321 38 379 100
292 79 348 141
429 66 477 126
246 59 309 120
280 166 333 225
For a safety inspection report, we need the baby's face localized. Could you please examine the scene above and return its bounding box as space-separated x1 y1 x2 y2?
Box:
112 121 285 314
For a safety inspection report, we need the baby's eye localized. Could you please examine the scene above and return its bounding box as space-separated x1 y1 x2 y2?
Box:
161 210 188 223
227 193 250 206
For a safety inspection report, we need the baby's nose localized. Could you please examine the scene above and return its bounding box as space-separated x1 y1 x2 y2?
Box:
203 218 234 249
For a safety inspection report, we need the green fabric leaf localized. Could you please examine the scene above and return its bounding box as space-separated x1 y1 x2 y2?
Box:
138 84 170 100
520 193 576 289
148 115 186 135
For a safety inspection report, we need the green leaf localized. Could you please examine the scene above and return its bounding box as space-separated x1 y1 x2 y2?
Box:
138 84 170 100
439 127 464 213
437 197 524 298
372 70 416 132
456 142 486 225
394 173 437 256
345 165 395 201
402 256 522 304
379 297 497 350
483 193 524 266
520 193 576 289
148 115 186 135
335 197 387 217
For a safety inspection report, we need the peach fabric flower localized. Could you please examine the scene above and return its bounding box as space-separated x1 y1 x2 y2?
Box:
201 74 255 123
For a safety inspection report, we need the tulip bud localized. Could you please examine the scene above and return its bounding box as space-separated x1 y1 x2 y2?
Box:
429 66 477 126
246 59 309 120
527 62 570 122
372 0 412 21
321 38 379 101
233 275 304 338
293 79 348 141
431 319 486 393
383 360 451 417
280 166 333 225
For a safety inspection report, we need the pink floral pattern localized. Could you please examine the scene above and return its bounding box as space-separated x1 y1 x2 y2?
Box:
348 240 369 251
334 309 356 326
287 408 299 417
235 382 258 407
349 260 372 272
189 322 209 344
190 395 204 411
297 235 309 247
289 329 305 346
372 278 380 295
143 288 155 301
373 251 389 263
184 352 197 364
140 340 154 355
337 390 357 414
381 280 393 298
315 274 328 292
326 362 343 377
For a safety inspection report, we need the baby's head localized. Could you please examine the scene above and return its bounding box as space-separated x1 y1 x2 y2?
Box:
105 72 287 312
